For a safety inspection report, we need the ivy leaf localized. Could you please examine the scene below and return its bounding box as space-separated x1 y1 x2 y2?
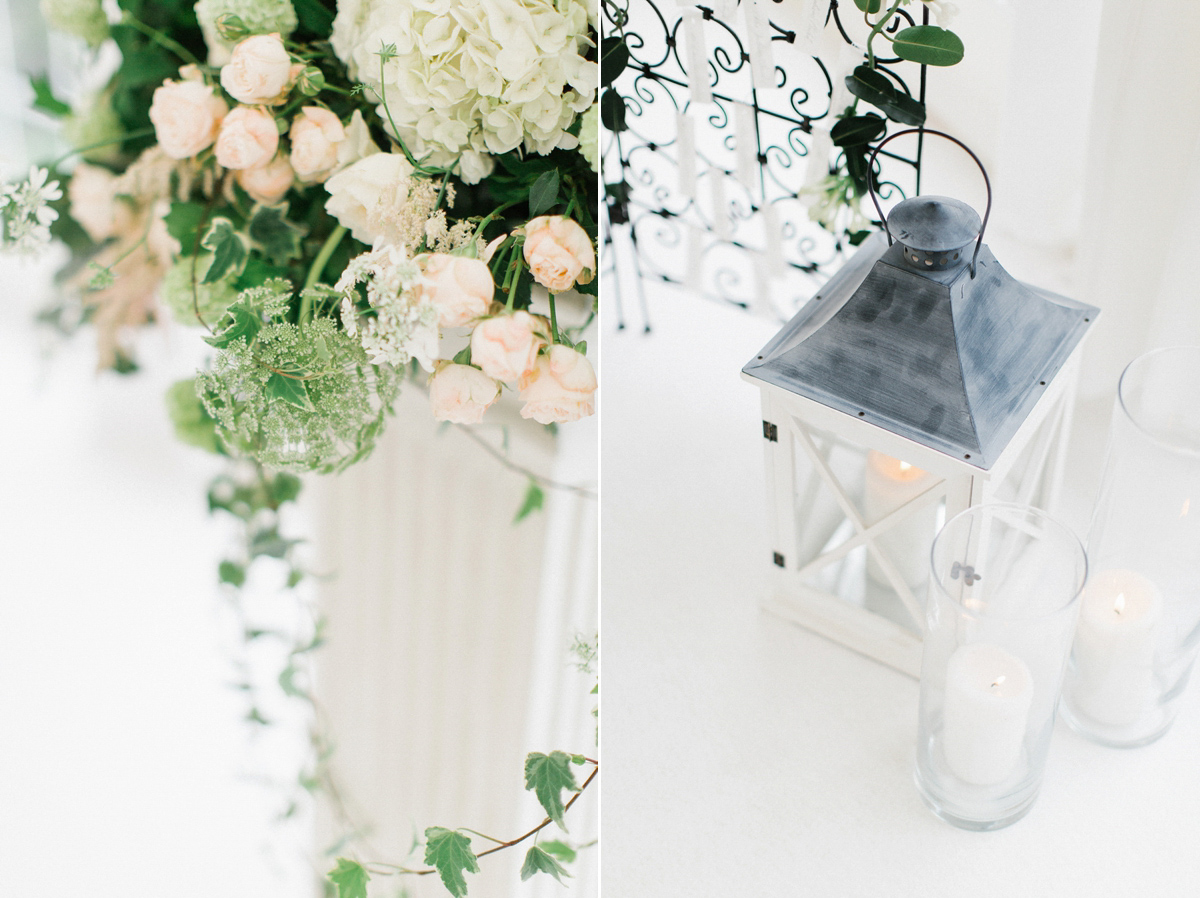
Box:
270 473 303 504
29 74 70 117
267 372 314 411
200 217 247 283
328 859 370 898
892 26 965 67
164 202 207 250
852 0 882 11
539 840 577 863
529 169 560 217
843 66 924 126
515 480 544 524
423 827 479 898
248 205 305 266
520 846 572 884
599 88 626 133
830 113 885 148
600 36 629 88
205 301 261 349
524 751 579 830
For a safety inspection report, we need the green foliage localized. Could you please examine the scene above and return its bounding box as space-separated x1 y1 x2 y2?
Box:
248 205 305 267
328 859 370 898
539 840 577 864
528 170 560 217
830 113 886 148
424 828 479 898
30 75 70 117
267 372 314 410
853 0 882 12
600 36 629 88
524 752 579 830
891 25 965 67
201 217 248 284
844 65 925 127
164 202 208 251
514 480 544 523
161 253 240 327
218 560 246 586
166 378 224 454
520 846 571 884
599 88 626 133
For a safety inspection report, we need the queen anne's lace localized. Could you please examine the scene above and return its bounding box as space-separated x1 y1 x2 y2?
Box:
331 0 596 183
336 243 439 370
1 167 63 254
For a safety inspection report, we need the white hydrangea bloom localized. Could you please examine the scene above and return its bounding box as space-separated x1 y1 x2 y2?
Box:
39 0 108 46
194 0 298 64
579 102 598 173
331 0 596 184
337 242 439 371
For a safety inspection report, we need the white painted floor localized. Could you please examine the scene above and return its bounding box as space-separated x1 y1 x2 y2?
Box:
0 252 313 896
601 279 1200 897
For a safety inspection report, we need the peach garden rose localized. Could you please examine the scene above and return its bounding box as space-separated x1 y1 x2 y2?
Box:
148 77 227 160
215 106 280 170
523 215 595 294
518 344 597 424
219 33 298 106
236 153 295 204
470 310 546 382
289 107 345 183
416 254 494 328
429 363 501 424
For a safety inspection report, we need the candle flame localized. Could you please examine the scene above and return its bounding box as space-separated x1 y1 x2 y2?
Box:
991 675 1006 691
1183 498 1191 518
1114 592 1126 615
899 461 912 472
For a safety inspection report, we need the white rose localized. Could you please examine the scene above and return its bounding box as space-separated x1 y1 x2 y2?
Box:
149 78 227 160
429 363 500 424
289 107 345 182
470 310 546 382
333 109 381 173
323 152 415 245
219 33 297 105
518 345 597 424
215 106 280 170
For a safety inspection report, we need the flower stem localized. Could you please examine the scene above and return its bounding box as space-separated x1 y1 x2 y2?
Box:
48 128 157 169
304 225 347 294
548 293 559 343
120 12 200 66
866 0 906 68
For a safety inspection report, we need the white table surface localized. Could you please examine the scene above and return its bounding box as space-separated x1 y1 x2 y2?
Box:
601 281 1200 896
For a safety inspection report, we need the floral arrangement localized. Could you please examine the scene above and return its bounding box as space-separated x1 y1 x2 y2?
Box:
11 0 600 894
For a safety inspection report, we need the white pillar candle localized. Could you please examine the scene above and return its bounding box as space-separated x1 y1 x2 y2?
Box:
943 643 1034 786
676 111 697 199
863 450 939 588
1069 568 1163 728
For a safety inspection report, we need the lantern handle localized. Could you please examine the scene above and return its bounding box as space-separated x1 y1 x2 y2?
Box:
866 129 992 279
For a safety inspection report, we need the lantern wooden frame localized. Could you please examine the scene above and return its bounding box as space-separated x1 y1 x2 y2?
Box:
744 348 1085 678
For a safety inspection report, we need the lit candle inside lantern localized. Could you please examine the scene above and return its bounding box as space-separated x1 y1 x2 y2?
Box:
863 451 939 588
943 643 1034 785
1069 568 1163 728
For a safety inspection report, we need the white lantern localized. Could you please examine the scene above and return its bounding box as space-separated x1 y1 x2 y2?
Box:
741 131 1099 676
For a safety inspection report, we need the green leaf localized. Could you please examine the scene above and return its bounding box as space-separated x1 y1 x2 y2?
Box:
524 751 579 830
205 301 262 349
248 206 305 266
599 88 626 133
30 75 70 117
515 480 545 523
218 560 245 587
892 26 965 67
164 202 208 252
287 568 305 588
847 229 873 246
520 846 572 884
267 372 314 410
529 169 560 217
845 67 926 126
270 473 303 504
279 664 305 698
423 828 479 898
853 0 882 12
830 114 885 148
600 36 629 88
293 0 336 38
328 859 370 898
200 218 248 283
452 345 473 366
539 840 577 863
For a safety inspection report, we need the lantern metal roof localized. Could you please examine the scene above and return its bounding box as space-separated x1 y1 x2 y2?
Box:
742 231 1099 469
